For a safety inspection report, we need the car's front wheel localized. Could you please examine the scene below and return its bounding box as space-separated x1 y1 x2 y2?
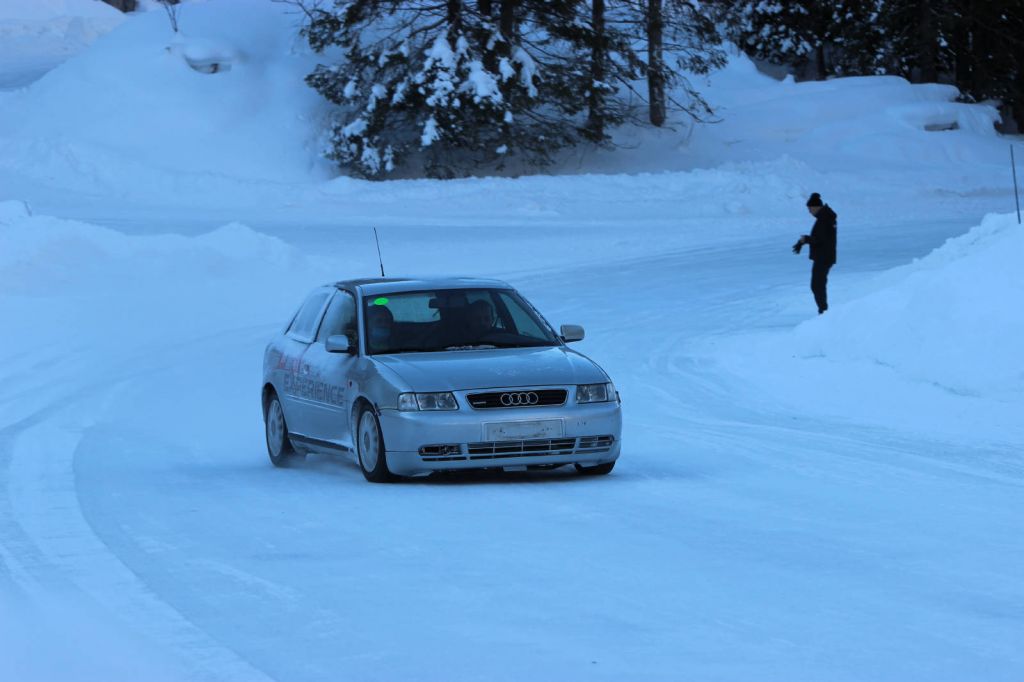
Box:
265 394 303 467
357 404 395 483
575 461 615 476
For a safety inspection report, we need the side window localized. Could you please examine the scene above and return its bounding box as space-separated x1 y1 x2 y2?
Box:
287 291 330 341
316 292 356 343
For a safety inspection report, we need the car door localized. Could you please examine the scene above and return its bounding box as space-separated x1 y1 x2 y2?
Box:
296 290 359 449
277 287 332 438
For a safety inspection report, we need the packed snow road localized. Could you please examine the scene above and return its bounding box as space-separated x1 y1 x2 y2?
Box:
2 212 1021 682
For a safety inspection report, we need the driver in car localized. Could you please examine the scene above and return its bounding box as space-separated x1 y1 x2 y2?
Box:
466 299 498 340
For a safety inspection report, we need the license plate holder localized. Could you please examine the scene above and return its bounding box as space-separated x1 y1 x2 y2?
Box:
484 419 564 441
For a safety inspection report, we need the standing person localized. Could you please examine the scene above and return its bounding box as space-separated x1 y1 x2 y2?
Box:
792 192 837 314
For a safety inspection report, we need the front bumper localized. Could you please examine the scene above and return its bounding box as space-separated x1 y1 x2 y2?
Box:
378 400 622 476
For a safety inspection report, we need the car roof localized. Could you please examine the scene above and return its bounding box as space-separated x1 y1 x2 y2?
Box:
334 277 513 296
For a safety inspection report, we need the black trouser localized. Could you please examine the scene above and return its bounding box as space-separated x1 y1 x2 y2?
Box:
810 260 833 313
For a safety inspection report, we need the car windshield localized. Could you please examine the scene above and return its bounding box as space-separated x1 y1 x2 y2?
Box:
362 288 561 355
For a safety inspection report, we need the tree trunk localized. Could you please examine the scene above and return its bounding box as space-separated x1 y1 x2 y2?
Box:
586 0 606 140
916 0 938 82
447 0 462 36
647 0 666 127
815 43 827 80
951 13 971 92
499 0 515 57
479 0 496 71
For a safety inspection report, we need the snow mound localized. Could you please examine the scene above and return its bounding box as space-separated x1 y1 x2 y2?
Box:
683 58 1004 169
0 207 306 295
0 0 332 189
0 0 124 58
0 199 33 222
0 0 125 90
792 213 1024 395
0 0 123 36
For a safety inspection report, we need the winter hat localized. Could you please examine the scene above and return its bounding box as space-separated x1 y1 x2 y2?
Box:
806 192 823 207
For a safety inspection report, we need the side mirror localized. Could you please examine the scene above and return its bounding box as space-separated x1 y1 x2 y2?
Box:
560 324 585 343
325 334 354 354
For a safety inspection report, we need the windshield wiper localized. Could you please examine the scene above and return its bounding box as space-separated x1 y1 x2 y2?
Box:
443 344 499 351
485 341 555 348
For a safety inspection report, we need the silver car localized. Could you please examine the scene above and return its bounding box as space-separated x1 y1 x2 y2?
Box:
261 278 621 482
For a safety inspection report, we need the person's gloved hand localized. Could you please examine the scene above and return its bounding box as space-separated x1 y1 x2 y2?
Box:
791 238 804 255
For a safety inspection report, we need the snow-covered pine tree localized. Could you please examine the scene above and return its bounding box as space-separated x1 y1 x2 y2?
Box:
717 0 1023 130
715 0 881 79
872 0 1024 129
716 1 820 74
302 0 727 177
304 0 582 178
541 1 723 139
532 0 644 144
942 0 1024 130
641 0 725 127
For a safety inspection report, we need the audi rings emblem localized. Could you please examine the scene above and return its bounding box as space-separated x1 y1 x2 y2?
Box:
500 392 540 406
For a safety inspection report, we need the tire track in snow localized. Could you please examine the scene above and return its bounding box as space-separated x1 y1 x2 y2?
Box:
0 331 278 682
514 233 1024 486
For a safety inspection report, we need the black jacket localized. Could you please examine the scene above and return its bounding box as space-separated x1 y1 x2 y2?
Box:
807 204 837 264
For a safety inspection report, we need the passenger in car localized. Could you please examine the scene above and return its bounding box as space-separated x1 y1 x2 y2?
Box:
366 305 394 352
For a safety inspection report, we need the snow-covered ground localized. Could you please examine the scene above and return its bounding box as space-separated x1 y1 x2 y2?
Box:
1 2 1022 681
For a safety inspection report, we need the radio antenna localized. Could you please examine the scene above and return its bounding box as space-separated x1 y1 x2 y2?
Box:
373 227 386 277
1012 145 1021 225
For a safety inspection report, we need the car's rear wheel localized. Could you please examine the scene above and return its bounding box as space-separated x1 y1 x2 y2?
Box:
266 394 302 467
575 461 615 476
357 404 395 483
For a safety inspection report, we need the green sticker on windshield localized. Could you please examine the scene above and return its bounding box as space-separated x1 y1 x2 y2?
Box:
372 297 389 306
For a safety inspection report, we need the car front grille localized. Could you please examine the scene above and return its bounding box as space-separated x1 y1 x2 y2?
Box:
418 435 615 462
466 389 567 409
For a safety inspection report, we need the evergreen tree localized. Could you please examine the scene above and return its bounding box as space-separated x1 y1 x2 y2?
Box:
568 1 724 135
302 0 726 177
716 0 1024 130
947 0 1024 129
652 0 726 123
716 0 883 78
874 0 1024 129
304 0 578 178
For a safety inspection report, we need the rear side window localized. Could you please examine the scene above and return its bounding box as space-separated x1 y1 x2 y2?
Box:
287 291 330 341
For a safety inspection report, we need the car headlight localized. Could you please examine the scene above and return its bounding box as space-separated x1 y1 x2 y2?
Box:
576 382 617 404
398 392 459 411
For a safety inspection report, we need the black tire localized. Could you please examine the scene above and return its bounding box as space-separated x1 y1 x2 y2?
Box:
265 393 303 467
356 403 395 483
574 461 615 476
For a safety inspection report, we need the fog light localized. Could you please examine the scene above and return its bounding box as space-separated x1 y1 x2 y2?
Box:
419 444 462 457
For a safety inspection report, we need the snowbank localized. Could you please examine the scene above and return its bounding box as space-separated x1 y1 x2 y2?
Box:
789 213 1024 396
0 0 125 89
0 200 308 295
682 59 1005 170
0 0 333 188
0 0 123 37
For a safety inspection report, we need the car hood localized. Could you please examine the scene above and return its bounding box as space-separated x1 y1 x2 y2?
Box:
371 346 608 392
